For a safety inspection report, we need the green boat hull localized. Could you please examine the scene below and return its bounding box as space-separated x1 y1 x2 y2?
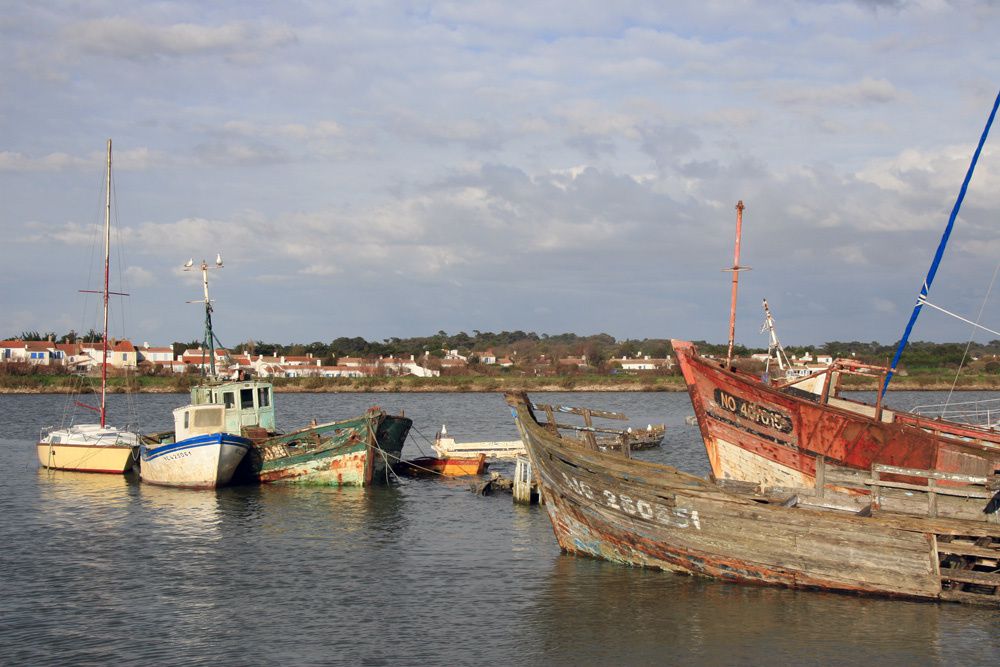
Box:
235 409 411 486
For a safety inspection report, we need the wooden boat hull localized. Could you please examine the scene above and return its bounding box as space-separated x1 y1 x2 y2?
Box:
139 432 251 488
237 410 411 486
672 340 1000 489
393 454 488 477
507 391 1000 604
36 442 135 474
596 426 665 452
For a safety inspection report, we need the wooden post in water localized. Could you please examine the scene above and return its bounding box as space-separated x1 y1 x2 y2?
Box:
514 457 537 505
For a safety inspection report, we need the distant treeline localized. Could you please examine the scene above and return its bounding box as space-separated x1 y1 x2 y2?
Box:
11 329 1000 371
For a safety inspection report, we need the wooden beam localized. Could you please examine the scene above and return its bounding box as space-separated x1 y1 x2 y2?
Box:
531 402 627 421
862 478 993 499
937 541 1000 560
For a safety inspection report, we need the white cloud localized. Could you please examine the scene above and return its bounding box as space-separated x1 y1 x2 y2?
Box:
62 18 296 61
125 266 155 287
3 2 1000 344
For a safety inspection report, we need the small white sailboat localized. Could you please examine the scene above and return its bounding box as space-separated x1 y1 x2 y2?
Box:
138 256 250 488
37 139 139 473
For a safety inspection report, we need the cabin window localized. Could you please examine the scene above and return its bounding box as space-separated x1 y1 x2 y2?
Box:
183 411 189 429
224 392 235 409
258 387 270 408
240 388 254 409
193 408 223 428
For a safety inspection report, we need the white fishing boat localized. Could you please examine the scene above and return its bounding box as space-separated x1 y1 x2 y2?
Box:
138 255 250 488
37 139 139 474
139 404 251 488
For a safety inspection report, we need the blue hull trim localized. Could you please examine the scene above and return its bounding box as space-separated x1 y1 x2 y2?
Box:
142 432 252 462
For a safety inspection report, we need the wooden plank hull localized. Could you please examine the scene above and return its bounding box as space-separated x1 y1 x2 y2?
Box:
238 411 411 486
672 340 1000 488
507 391 1000 604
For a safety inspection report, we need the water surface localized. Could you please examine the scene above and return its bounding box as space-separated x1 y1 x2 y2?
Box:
1 391 997 665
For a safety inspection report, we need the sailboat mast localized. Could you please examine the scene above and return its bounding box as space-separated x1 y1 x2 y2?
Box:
101 138 111 428
882 90 1000 397
725 201 747 369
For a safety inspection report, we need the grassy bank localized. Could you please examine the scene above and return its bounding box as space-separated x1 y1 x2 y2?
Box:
0 374 688 394
4 370 1000 394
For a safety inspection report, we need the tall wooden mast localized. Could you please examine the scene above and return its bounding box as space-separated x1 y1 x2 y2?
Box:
725 201 749 369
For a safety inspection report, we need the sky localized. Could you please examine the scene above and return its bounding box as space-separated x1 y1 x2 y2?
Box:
2 1 999 348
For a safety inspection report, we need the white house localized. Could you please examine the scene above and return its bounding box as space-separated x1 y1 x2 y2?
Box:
139 343 175 363
618 355 673 371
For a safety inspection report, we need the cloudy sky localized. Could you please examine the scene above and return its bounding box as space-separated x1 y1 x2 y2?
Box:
2 1 999 348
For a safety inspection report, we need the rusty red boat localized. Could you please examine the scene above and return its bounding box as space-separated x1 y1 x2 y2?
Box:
676 93 1000 491
674 339 1000 490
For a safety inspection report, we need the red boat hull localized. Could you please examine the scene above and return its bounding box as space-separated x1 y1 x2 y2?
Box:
672 340 1000 489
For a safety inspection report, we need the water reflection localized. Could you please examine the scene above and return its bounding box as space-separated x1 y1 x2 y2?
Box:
526 555 964 665
230 483 408 541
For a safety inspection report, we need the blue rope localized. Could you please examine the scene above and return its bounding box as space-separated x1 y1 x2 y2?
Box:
883 89 1000 397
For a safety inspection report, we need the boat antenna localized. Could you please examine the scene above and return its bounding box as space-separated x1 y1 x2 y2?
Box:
882 89 1000 397
185 254 225 377
760 298 791 374
78 139 128 427
724 201 750 369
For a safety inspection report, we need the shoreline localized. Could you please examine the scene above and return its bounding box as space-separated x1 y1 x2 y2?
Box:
2 377 999 394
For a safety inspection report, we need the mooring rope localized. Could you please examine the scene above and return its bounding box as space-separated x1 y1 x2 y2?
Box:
367 418 403 483
368 419 454 479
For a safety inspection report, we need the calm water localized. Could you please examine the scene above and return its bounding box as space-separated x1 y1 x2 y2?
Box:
1 391 998 666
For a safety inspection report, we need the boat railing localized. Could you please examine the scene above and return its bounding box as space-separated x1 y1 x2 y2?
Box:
911 397 1000 428
866 463 999 523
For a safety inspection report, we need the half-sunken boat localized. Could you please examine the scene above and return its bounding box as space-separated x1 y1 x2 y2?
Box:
236 406 411 486
508 391 1000 605
37 139 140 474
392 453 487 477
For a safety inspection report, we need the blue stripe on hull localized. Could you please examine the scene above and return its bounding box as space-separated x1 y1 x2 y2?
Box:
141 432 251 462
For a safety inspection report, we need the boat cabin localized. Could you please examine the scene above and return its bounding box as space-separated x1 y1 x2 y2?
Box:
172 379 276 441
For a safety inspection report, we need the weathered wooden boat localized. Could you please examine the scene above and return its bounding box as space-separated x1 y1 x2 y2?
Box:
596 424 665 452
237 407 412 486
507 391 1000 605
37 139 139 474
518 401 665 455
393 453 487 477
674 339 1000 490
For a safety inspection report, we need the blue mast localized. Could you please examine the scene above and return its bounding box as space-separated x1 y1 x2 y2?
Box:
882 90 1000 397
